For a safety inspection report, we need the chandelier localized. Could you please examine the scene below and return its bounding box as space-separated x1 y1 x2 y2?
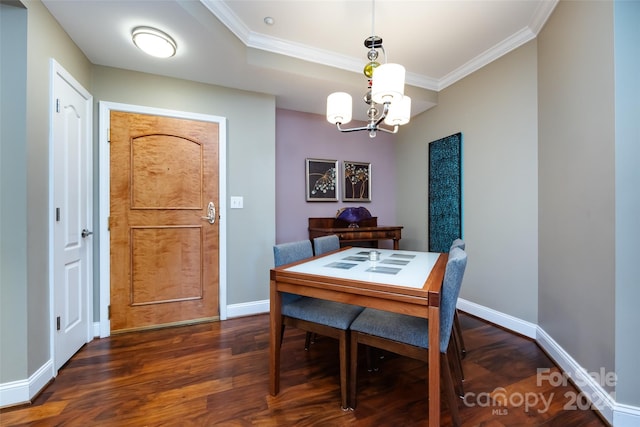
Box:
326 2 411 138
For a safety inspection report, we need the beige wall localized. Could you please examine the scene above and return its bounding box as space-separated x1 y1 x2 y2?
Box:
398 0 624 410
0 0 93 384
396 41 539 323
1 1 28 384
614 0 640 408
538 0 615 389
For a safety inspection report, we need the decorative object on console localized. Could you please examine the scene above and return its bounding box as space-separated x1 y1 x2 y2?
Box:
343 161 371 202
305 158 338 202
336 206 372 228
325 0 411 138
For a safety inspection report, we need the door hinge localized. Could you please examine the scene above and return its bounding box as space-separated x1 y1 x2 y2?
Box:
56 207 61 222
107 216 111 231
107 128 110 143
56 316 61 331
108 305 111 320
55 98 60 113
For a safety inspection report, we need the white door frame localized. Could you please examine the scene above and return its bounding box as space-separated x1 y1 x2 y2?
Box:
49 59 93 372
98 102 228 337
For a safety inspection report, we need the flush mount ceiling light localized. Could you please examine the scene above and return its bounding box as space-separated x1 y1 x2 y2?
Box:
326 0 411 138
131 26 177 58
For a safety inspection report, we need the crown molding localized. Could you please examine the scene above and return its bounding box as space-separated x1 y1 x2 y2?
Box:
201 0 558 93
200 0 251 43
437 26 537 91
530 0 559 34
438 0 558 91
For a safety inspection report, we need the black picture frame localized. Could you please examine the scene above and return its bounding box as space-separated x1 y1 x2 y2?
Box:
305 158 338 201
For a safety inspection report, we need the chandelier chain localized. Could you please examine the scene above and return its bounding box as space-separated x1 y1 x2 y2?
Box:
371 0 375 39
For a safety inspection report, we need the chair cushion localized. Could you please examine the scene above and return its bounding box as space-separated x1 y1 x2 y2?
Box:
282 297 364 330
282 292 303 306
350 308 430 349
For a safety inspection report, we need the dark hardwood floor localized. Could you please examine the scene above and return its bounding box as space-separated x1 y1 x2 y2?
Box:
1 313 608 426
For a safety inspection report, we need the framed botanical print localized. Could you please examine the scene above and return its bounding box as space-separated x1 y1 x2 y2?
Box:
305 158 338 201
343 161 371 202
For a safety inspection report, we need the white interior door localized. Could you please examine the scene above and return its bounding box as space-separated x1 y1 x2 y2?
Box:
51 60 93 372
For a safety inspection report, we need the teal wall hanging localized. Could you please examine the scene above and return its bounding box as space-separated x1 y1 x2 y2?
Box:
428 132 463 252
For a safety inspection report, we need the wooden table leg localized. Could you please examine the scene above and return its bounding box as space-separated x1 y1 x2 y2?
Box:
269 279 282 396
428 304 440 427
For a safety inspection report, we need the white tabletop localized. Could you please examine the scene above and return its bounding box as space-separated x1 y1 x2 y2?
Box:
284 247 442 289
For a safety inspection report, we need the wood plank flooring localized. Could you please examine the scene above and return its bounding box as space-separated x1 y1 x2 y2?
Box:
1 313 609 426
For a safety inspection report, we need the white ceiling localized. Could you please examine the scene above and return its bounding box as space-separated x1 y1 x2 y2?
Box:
41 0 558 121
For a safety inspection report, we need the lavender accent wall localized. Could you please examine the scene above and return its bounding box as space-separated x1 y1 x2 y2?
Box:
276 109 397 247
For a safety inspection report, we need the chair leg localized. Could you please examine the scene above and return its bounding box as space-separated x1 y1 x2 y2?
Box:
448 339 464 397
453 310 466 358
364 346 382 372
349 332 359 409
280 324 285 348
304 332 318 350
338 330 349 410
451 310 466 389
441 352 462 427
304 332 312 350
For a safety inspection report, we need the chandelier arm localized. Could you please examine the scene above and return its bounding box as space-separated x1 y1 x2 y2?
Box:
335 123 372 133
375 124 400 134
371 101 390 128
335 102 399 134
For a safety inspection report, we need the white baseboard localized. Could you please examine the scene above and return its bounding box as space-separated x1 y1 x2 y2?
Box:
0 359 54 408
457 298 538 339
536 327 615 425
226 299 269 318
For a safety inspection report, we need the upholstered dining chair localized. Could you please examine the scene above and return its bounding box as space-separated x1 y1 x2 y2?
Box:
449 239 467 382
305 234 342 348
273 240 364 409
450 238 465 251
313 234 341 255
348 247 468 426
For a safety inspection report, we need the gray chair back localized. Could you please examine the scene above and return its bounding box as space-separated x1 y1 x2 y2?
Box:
450 238 465 251
313 235 340 255
274 240 313 267
439 247 467 351
273 240 314 305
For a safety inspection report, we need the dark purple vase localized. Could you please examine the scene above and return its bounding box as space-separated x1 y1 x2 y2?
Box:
336 207 372 227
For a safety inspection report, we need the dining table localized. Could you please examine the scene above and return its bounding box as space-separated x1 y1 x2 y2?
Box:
269 246 447 427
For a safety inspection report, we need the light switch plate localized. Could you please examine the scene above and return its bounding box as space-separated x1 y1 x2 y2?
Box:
230 196 243 209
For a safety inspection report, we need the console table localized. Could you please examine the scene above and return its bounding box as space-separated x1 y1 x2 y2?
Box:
308 217 403 250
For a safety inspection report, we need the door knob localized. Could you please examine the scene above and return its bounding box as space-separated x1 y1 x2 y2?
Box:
201 202 216 224
81 229 93 238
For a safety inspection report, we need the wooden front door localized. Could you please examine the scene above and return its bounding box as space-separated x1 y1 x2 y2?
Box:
109 111 219 332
